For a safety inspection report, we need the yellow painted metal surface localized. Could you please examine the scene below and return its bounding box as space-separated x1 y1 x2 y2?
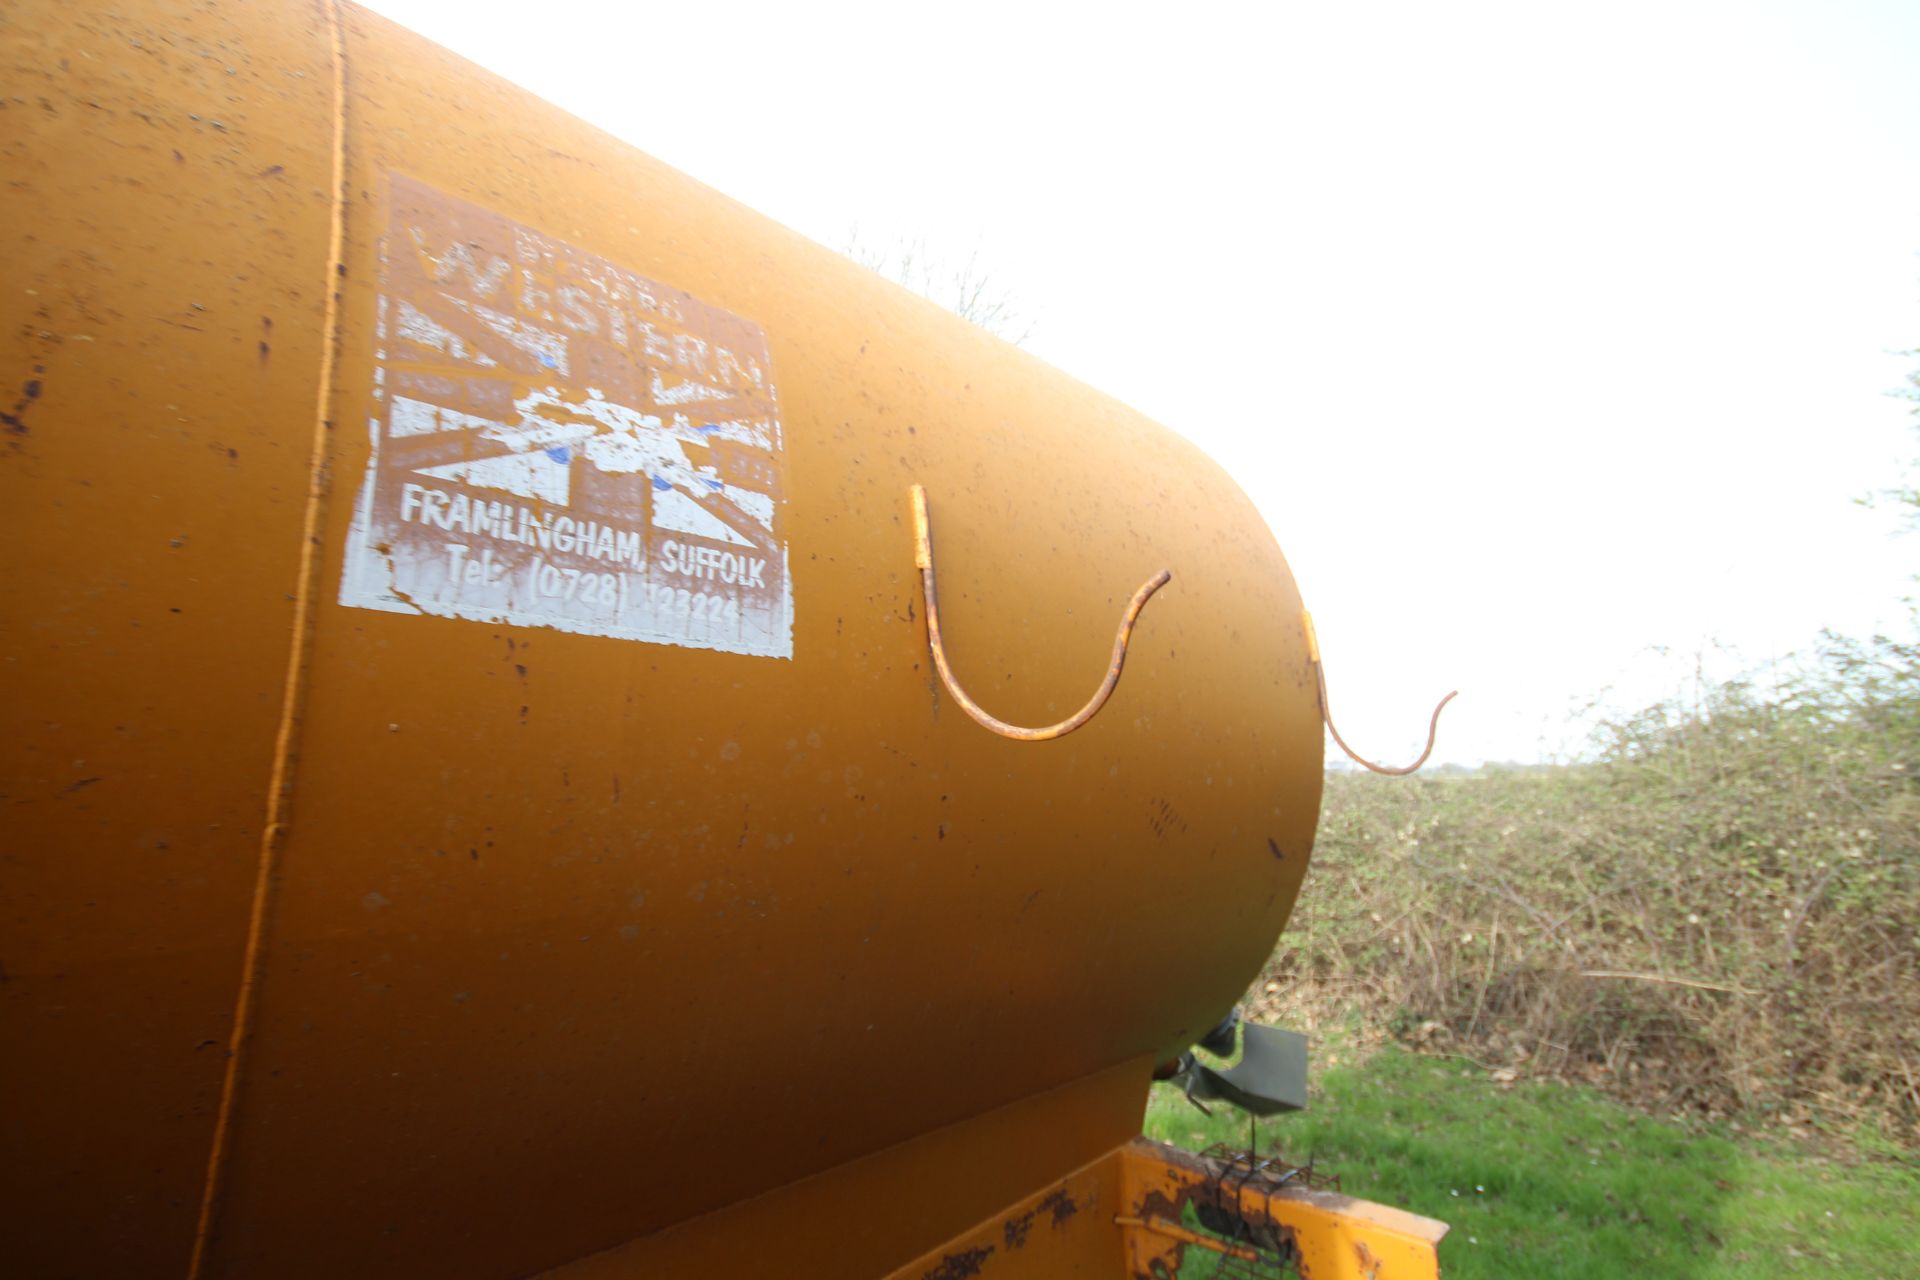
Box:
1 2 340 1274
865 1137 1446 1280
2 2 1327 1277
885 1147 1129 1280
1119 1140 1447 1278
546 1056 1149 1280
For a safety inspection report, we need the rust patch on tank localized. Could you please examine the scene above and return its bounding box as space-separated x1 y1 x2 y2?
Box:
1040 1187 1078 1227
921 1243 994 1280
3 368 45 436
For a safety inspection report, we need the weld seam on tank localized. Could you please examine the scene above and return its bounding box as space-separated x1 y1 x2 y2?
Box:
187 2 354 1274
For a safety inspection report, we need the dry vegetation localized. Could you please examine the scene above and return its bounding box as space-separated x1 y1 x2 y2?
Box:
1256 632 1920 1151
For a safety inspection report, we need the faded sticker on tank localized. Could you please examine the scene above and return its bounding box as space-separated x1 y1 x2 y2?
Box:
338 173 793 658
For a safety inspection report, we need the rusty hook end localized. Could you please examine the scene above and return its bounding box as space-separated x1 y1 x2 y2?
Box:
1303 609 1455 776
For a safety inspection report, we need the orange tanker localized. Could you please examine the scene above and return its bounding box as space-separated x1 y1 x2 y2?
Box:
0 1 1444 1276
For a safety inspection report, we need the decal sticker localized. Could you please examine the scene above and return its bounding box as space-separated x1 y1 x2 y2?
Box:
339 173 792 658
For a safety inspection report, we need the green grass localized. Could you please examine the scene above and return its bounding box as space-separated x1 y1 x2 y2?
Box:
1143 1045 1920 1279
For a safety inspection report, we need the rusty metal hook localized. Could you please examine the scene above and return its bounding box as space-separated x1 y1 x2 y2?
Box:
910 484 1171 741
1302 610 1456 776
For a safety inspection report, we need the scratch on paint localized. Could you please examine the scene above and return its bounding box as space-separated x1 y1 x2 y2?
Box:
376 543 427 614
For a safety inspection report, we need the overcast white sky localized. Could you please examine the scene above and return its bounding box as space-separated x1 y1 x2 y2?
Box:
364 0 1920 764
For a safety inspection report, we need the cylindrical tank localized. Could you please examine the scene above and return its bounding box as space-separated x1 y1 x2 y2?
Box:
0 2 1323 1277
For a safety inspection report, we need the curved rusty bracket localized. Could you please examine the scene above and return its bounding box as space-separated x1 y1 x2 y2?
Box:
911 484 1171 742
1302 610 1456 775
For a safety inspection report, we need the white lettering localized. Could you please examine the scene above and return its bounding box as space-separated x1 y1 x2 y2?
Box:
556 285 598 335
653 539 768 587
410 230 510 297
674 333 710 377
520 268 553 321
639 321 673 364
